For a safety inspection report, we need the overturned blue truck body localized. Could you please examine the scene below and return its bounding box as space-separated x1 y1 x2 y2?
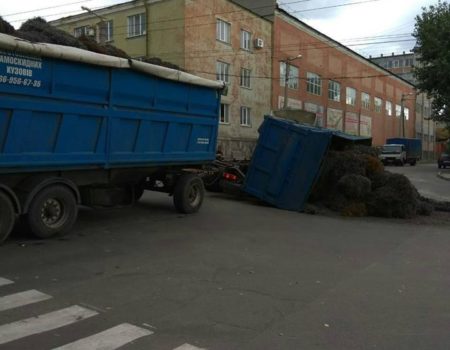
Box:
243 116 372 211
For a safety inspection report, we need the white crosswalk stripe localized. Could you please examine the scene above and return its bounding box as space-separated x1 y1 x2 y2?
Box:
173 344 207 350
0 277 14 287
0 289 52 312
0 277 206 349
0 305 98 346
52 323 153 350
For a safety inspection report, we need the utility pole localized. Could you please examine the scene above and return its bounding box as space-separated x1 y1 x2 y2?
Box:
81 6 108 44
281 54 302 110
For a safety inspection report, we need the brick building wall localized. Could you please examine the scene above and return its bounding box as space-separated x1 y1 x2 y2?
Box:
272 10 416 146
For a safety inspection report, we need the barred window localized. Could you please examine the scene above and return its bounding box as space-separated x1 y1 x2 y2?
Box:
328 80 341 102
280 62 299 89
346 87 356 106
374 97 383 113
361 92 371 110
386 101 393 116
307 72 322 95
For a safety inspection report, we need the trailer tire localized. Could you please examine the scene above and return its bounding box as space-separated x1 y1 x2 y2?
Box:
0 192 15 244
27 185 78 239
173 174 205 214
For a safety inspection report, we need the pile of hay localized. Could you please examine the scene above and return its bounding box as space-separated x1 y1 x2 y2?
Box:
309 146 433 218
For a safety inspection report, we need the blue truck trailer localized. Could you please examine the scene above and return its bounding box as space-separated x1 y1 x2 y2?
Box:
0 34 223 243
380 138 422 166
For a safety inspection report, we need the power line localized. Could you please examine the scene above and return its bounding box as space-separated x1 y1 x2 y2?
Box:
2 0 93 18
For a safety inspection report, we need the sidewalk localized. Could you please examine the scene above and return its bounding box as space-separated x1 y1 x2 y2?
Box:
437 171 450 181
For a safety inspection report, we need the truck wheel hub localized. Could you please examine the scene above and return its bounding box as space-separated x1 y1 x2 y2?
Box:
41 198 63 225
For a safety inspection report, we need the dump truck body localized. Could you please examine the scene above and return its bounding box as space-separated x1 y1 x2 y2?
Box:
0 34 223 242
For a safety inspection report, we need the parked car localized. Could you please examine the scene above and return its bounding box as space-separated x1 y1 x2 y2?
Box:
438 153 450 169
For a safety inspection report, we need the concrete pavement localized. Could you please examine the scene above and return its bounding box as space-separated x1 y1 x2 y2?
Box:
0 188 450 349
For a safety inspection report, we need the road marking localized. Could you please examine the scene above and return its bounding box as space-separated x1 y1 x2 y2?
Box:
173 344 207 350
0 305 98 345
0 290 52 312
0 277 13 287
52 323 153 350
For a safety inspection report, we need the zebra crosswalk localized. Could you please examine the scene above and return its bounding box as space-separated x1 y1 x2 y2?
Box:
0 276 208 350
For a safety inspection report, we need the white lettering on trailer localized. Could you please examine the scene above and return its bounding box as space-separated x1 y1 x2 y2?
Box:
6 66 33 77
197 138 210 145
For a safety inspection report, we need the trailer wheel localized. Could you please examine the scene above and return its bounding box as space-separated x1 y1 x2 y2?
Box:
27 185 78 239
173 174 205 214
0 192 15 244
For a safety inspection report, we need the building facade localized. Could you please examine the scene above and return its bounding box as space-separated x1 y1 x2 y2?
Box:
371 52 438 159
51 0 273 160
271 8 416 146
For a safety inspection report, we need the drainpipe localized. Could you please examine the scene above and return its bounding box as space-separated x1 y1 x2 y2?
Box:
145 0 150 58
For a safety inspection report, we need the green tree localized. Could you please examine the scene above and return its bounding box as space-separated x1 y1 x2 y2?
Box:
413 1 450 122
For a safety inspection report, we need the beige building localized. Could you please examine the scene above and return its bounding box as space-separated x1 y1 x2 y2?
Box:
51 0 273 160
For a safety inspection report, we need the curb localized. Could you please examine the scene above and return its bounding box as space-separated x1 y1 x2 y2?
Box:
437 172 450 181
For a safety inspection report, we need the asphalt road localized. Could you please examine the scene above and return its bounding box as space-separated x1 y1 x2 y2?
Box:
1 181 450 349
387 162 450 202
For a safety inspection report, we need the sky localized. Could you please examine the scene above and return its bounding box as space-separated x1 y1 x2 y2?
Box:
0 0 439 58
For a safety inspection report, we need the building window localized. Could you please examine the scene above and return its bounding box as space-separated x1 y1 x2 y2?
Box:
386 101 392 116
306 72 322 95
74 26 90 38
105 20 113 41
393 60 400 68
127 13 146 37
396 104 402 117
216 61 230 84
240 68 251 88
280 62 299 89
361 92 371 110
346 87 356 106
388 61 393 68
240 106 251 126
405 107 410 121
216 19 231 44
220 103 230 124
241 30 251 50
374 97 383 113
328 80 341 102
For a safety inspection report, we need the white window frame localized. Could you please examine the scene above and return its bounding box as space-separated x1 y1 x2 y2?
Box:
216 19 231 44
404 107 410 121
306 72 322 96
346 87 356 106
386 101 392 116
361 92 371 110
328 80 341 102
280 62 299 89
395 104 402 117
216 61 230 84
220 103 230 124
374 97 382 113
240 29 251 50
240 106 251 126
127 13 146 37
240 68 251 88
105 20 113 42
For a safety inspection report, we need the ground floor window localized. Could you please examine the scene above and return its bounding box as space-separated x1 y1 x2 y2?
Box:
240 106 251 126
